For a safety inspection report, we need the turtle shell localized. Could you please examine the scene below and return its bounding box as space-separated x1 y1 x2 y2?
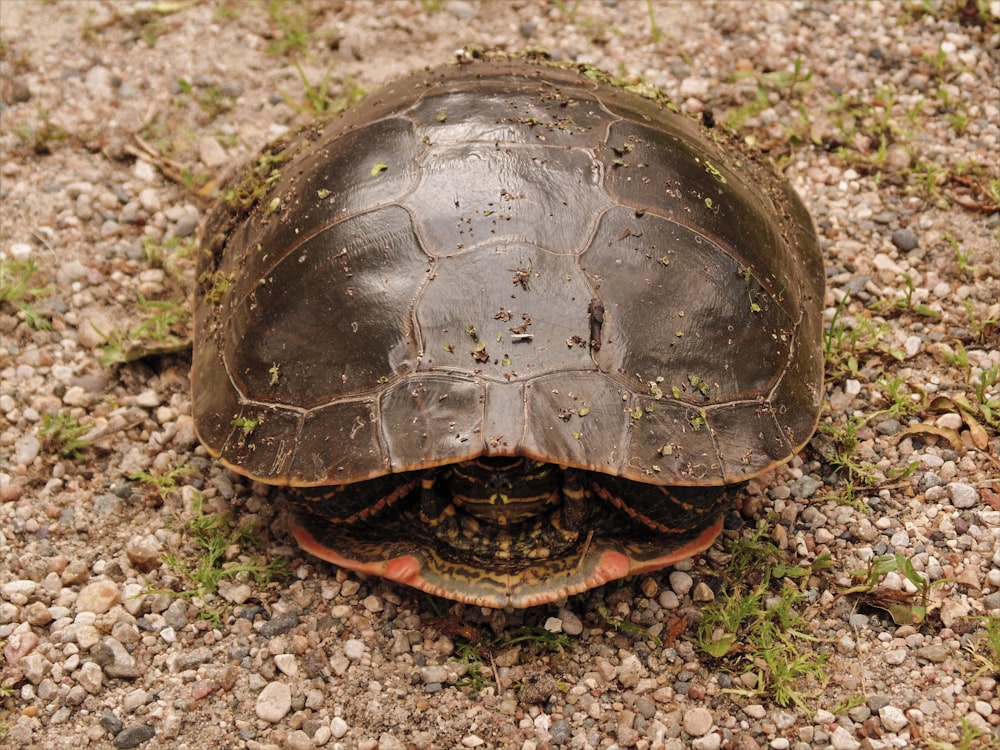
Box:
193 58 824 608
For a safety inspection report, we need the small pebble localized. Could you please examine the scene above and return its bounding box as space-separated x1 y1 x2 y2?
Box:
683 706 714 737
692 732 722 750
891 228 919 251
92 637 140 678
274 653 298 677
76 581 121 614
692 582 715 602
78 661 104 693
830 725 861 750
112 724 155 749
879 705 908 732
947 482 979 508
343 638 366 660
669 571 693 597
331 716 349 739
255 681 292 723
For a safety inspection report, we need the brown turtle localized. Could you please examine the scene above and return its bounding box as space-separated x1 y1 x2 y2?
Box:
193 58 824 608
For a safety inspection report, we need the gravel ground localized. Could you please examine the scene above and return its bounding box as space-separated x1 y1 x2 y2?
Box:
2 1 999 749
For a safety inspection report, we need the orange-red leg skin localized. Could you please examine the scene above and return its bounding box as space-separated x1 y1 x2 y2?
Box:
289 520 388 576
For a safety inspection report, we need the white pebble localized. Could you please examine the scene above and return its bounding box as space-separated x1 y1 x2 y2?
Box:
255 681 291 723
879 705 908 732
138 187 161 213
872 253 903 274
743 704 766 719
947 482 978 508
274 654 298 677
692 732 721 750
1 579 37 605
830 725 861 750
123 688 148 712
343 638 366 660
658 590 680 609
135 389 162 408
10 242 33 259
77 661 103 694
814 709 835 725
331 716 348 739
935 413 964 431
884 648 907 665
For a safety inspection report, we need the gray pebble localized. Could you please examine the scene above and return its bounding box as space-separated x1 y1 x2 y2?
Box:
92 636 140 678
867 695 891 711
789 475 821 499
260 610 299 637
163 599 189 630
848 705 871 722
557 608 584 636
875 419 902 436
919 471 946 489
915 644 949 662
171 214 198 238
57 259 89 284
219 81 244 98
113 724 155 749
101 712 124 735
550 719 571 744
891 228 919 252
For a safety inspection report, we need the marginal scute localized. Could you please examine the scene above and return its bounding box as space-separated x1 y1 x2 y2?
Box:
379 375 484 471
290 399 383 485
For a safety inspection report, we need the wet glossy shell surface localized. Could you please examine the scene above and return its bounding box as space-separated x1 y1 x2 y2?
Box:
194 60 824 490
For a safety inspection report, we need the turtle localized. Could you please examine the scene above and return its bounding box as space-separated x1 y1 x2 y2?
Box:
192 57 824 609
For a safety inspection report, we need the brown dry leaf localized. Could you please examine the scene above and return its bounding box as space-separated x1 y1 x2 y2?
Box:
962 411 990 450
895 423 964 454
